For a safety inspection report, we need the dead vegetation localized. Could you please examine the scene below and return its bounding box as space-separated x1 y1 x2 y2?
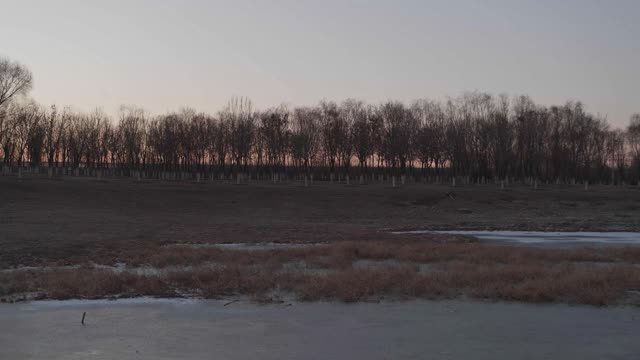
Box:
2 239 640 306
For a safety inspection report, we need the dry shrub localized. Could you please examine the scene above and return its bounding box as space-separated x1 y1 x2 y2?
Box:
4 238 640 305
131 275 174 297
41 270 129 299
116 240 640 272
0 271 31 296
166 265 277 298
295 265 419 302
531 265 640 305
602 247 640 263
129 246 224 267
22 269 172 299
418 263 622 304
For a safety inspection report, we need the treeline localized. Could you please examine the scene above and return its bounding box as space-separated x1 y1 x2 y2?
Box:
2 93 640 185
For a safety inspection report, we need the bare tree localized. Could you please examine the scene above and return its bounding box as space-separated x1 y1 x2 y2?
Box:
118 105 147 171
380 101 414 177
260 105 289 176
628 114 640 182
349 101 375 175
10 101 40 166
628 114 640 160
411 99 447 177
0 57 33 108
221 97 256 176
605 129 626 183
291 107 321 179
26 109 46 167
212 118 229 172
319 101 342 176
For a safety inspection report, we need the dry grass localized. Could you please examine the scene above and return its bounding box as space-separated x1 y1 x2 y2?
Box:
121 239 640 268
3 240 640 306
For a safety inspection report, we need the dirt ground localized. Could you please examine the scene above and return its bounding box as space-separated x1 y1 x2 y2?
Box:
2 176 640 267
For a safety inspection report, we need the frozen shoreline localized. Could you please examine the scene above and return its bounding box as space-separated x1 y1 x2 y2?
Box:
394 230 640 246
1 299 639 360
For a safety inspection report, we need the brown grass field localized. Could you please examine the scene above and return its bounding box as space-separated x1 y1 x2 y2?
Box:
2 175 640 305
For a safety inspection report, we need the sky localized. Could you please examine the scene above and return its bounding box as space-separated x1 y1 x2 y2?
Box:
1 0 638 126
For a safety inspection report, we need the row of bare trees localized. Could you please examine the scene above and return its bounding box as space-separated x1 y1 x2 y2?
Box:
2 95 640 184
1 56 640 184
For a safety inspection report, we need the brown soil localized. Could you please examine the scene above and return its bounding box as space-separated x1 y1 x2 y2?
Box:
2 176 640 266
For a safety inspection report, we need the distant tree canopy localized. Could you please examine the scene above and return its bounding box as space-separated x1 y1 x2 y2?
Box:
1 57 639 184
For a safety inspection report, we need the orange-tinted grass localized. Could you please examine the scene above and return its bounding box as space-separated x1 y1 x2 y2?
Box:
3 240 640 305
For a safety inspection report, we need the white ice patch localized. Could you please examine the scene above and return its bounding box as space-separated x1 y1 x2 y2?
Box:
166 242 324 251
393 230 640 245
21 297 199 308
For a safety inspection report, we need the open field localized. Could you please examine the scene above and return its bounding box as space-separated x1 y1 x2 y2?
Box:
2 175 640 265
2 176 640 305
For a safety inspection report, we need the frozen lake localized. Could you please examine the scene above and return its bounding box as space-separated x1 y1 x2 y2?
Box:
1 299 639 359
395 230 640 246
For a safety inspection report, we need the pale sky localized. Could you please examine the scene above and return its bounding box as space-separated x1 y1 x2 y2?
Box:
1 0 638 126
